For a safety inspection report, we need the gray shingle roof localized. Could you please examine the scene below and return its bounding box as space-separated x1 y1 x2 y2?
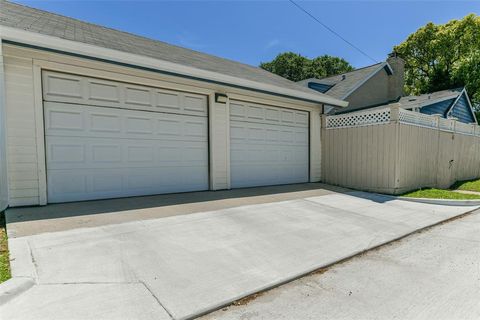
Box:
0 0 335 101
297 63 387 99
399 88 463 110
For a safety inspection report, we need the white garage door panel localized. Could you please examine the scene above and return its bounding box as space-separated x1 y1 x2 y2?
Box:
44 82 208 203
44 103 207 141
43 71 208 117
230 100 309 188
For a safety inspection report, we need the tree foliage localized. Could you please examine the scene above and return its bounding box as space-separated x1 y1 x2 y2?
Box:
394 14 480 108
260 52 354 82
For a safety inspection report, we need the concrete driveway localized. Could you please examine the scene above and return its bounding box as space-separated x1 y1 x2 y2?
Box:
1 184 477 320
202 209 480 320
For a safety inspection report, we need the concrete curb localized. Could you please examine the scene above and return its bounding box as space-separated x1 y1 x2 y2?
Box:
0 238 38 305
397 197 480 206
188 207 479 320
0 277 35 305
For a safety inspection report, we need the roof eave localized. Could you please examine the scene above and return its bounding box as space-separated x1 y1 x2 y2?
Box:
412 93 462 110
0 26 348 107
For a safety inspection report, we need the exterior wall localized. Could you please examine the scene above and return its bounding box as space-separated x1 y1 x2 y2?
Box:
2 43 323 207
310 111 322 182
0 41 8 211
420 98 454 117
323 106 480 195
209 98 230 190
449 93 475 124
4 54 40 206
344 69 391 111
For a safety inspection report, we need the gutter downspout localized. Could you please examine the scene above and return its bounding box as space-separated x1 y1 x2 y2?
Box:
0 39 8 211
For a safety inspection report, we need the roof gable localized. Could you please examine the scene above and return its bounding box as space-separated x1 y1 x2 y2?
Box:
447 91 477 123
399 88 476 124
297 62 392 99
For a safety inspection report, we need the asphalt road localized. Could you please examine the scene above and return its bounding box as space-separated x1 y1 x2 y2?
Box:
202 210 480 320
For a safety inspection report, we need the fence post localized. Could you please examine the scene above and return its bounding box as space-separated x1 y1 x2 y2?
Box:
450 119 457 186
433 114 440 129
320 113 328 182
389 104 400 123
476 125 480 179
389 104 401 193
433 115 441 188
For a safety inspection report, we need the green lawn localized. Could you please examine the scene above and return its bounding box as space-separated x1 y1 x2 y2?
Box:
452 179 480 193
402 188 480 200
0 212 10 283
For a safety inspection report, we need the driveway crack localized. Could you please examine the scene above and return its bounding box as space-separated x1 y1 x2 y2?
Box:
26 239 39 283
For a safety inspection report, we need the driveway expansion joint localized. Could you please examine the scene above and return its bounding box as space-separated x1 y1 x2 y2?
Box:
139 280 176 320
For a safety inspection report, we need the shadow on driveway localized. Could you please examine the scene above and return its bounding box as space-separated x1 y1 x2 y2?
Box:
6 183 361 237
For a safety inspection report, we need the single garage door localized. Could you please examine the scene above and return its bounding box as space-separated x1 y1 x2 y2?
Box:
229 100 309 188
42 71 209 203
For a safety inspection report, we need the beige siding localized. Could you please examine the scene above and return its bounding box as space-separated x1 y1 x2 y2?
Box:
0 44 8 210
346 70 391 110
310 111 322 181
209 99 230 189
4 55 40 206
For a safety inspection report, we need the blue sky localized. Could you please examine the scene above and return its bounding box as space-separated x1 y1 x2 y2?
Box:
16 1 480 68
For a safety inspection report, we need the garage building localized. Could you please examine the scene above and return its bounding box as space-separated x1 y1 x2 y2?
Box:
0 1 346 208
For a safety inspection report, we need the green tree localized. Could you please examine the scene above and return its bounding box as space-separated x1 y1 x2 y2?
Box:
394 14 480 109
260 52 353 82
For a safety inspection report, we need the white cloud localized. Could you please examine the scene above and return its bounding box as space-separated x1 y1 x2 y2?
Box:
265 39 280 50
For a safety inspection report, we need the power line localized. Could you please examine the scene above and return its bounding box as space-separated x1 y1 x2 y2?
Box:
288 0 378 63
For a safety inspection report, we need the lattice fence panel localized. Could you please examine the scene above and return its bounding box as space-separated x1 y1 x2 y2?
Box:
326 108 390 129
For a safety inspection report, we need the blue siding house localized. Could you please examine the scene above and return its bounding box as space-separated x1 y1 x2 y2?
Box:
448 93 476 123
399 88 477 124
296 55 476 124
420 98 456 116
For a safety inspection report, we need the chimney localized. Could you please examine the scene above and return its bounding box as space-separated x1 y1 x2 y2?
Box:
387 52 405 100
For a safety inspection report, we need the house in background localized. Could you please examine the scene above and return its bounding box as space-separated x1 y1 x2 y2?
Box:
298 54 477 124
297 53 405 114
399 87 477 124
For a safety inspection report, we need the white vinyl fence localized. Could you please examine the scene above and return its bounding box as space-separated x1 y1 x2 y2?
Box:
322 104 480 195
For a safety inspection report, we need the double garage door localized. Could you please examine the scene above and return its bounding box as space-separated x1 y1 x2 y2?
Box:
42 71 309 203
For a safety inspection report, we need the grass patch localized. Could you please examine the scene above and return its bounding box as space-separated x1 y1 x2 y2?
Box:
0 212 11 283
452 178 480 193
402 188 480 200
